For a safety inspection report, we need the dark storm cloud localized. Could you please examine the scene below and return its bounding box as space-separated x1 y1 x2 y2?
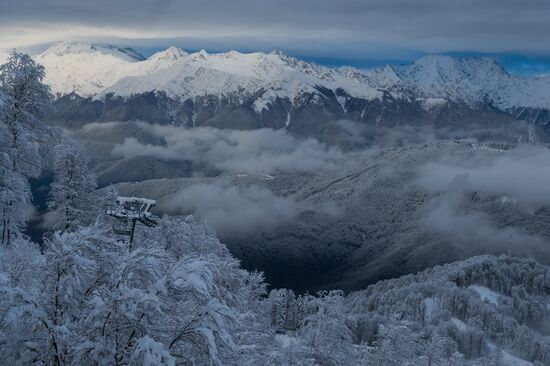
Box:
2 0 550 58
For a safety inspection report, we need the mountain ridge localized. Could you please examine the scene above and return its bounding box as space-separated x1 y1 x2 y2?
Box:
33 42 550 109
30 41 550 132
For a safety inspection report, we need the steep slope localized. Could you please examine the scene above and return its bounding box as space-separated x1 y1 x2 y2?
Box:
34 42 188 97
98 48 384 101
36 43 384 101
360 55 550 126
226 141 550 291
35 42 144 97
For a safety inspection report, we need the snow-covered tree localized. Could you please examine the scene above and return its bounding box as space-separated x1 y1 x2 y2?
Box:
371 320 421 366
130 336 175 366
47 143 97 232
0 51 51 245
268 288 299 330
0 50 50 154
0 154 32 245
0 214 272 365
298 291 368 365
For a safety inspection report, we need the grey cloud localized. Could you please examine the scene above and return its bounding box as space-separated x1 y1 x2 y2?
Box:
161 181 306 235
420 174 546 252
334 120 439 148
330 121 521 149
81 121 128 133
416 147 550 253
417 148 550 211
111 125 352 175
1 0 550 56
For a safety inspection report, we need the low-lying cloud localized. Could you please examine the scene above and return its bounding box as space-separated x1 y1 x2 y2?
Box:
416 147 550 253
161 181 307 236
112 124 352 175
81 121 130 133
335 120 439 147
418 148 550 211
334 120 534 149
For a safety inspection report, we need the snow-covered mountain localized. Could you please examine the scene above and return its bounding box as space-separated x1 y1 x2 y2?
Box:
265 254 550 365
35 42 179 97
36 41 383 105
35 42 550 106
33 41 550 134
392 55 550 110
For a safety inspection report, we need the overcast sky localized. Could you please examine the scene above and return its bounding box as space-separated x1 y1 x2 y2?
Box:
2 0 550 74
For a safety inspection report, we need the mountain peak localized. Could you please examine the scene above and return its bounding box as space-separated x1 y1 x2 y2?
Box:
410 54 508 76
149 47 188 62
42 41 145 62
459 56 508 75
270 49 288 57
409 54 458 73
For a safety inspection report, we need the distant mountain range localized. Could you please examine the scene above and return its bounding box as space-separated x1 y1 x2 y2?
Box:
31 42 550 135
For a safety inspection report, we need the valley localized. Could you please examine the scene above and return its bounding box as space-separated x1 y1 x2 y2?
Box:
32 42 550 292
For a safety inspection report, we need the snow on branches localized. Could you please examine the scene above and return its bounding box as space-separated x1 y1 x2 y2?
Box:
0 51 52 245
46 143 97 232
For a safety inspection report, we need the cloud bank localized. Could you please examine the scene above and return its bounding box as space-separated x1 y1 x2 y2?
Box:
112 125 352 175
416 148 550 253
161 181 307 236
2 0 550 59
418 148 550 211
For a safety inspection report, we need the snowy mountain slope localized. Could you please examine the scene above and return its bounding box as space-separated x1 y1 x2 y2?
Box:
35 42 142 97
243 141 550 291
34 42 186 97
34 42 383 102
34 42 550 111
384 55 550 111
32 42 550 131
97 48 385 104
264 254 548 365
